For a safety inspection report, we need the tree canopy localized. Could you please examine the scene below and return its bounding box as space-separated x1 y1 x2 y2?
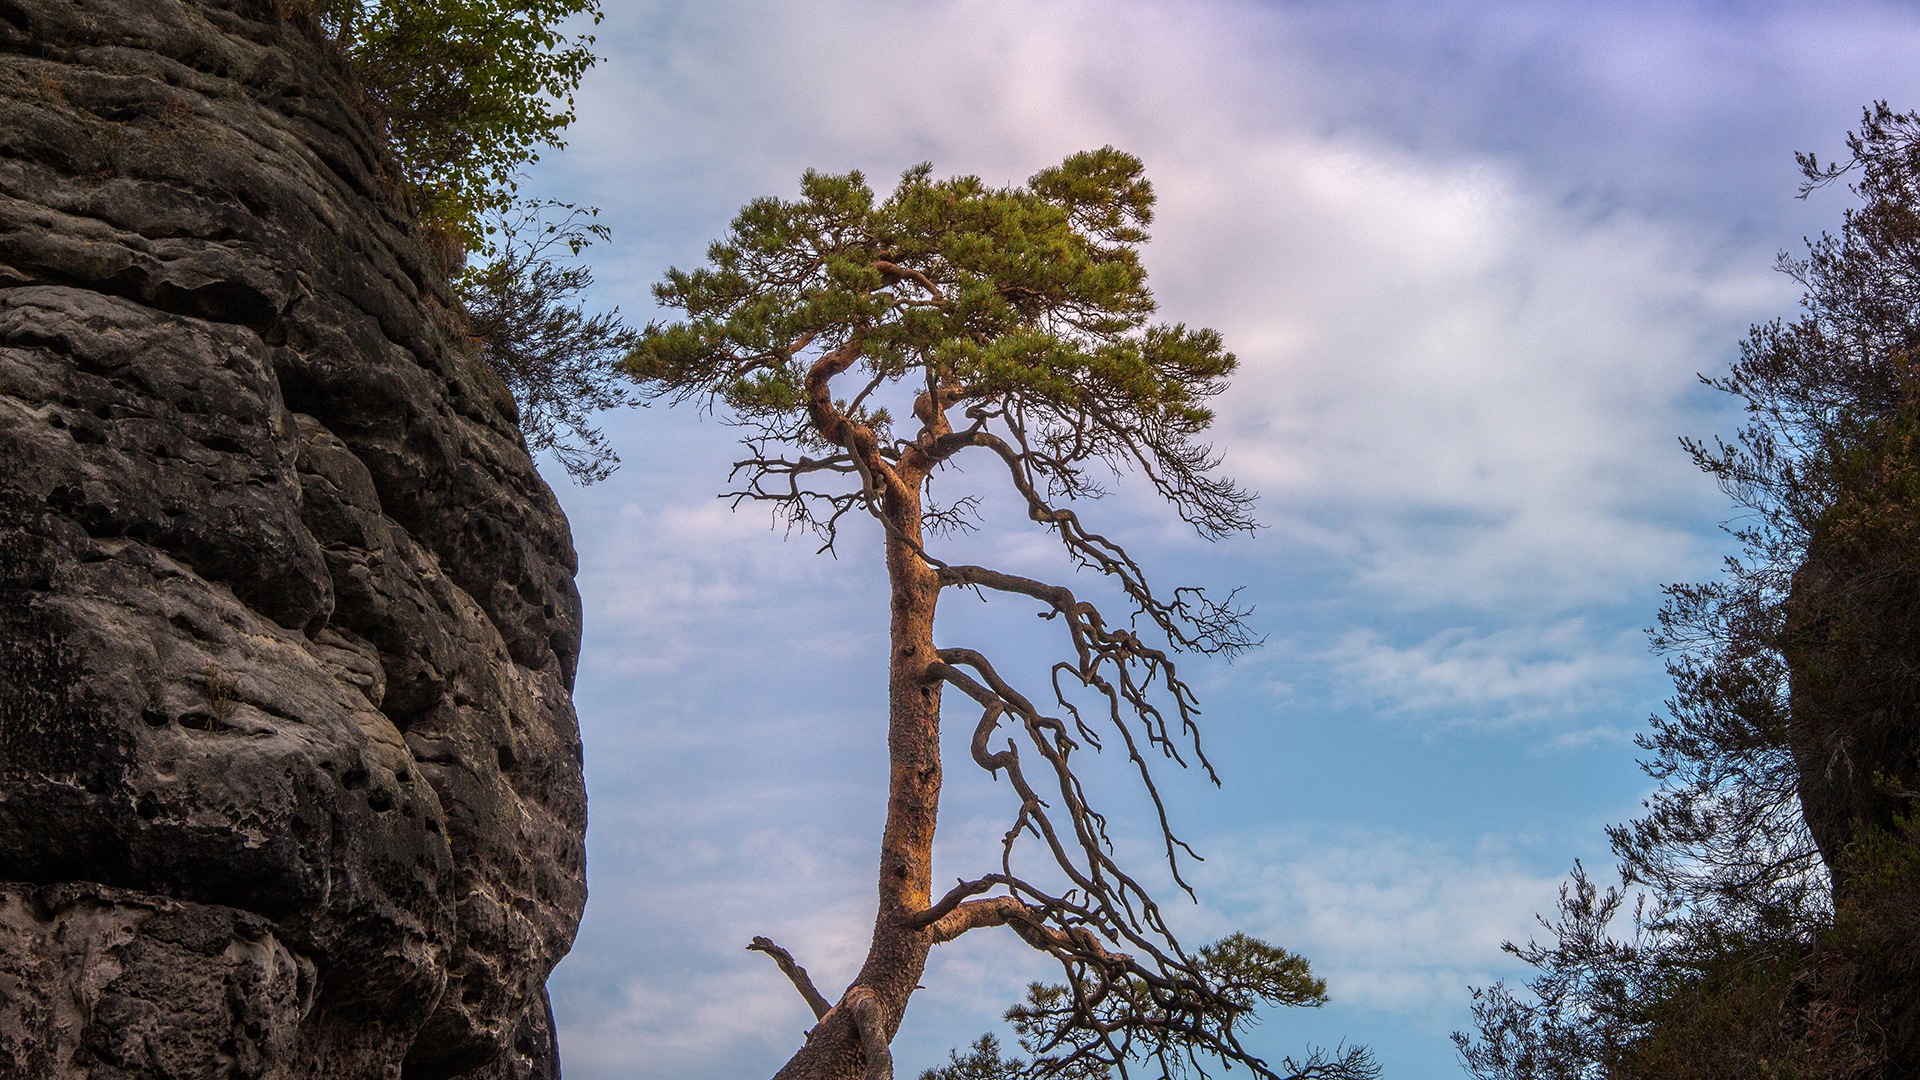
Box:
627 151 1371 1080
632 147 1253 547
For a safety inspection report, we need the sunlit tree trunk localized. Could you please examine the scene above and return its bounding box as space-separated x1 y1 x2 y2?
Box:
767 372 946 1080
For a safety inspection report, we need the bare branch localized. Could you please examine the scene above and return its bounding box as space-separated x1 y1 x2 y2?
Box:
926 653 1201 976
935 566 1219 873
927 894 1033 944
722 445 866 555
909 875 1006 931
961 429 1258 658
747 936 832 1020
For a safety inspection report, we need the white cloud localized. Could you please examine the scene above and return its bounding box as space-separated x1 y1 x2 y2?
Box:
1307 620 1649 733
1146 135 1781 611
1189 828 1572 1023
558 968 800 1075
555 808 883 1079
560 0 1789 623
569 486 889 677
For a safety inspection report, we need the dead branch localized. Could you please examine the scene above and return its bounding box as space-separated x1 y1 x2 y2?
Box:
962 429 1256 658
935 564 1217 879
747 936 832 1020
908 874 1007 931
924 654 1198 982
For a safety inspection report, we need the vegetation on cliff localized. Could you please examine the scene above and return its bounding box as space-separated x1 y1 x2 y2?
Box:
302 0 634 482
1456 103 1920 1080
305 0 601 248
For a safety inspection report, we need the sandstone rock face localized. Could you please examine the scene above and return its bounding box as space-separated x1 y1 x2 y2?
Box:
0 2 589 1077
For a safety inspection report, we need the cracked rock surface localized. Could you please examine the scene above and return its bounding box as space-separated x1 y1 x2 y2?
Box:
0 2 589 1077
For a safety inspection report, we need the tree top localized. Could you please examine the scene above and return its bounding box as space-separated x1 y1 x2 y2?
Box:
626 148 1254 539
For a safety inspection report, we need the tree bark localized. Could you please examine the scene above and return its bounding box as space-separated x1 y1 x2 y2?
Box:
771 377 946 1079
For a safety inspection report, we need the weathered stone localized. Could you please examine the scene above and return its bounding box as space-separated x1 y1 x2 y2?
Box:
0 2 589 1077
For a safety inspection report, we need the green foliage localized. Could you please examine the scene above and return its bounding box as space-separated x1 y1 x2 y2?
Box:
920 1035 1028 1080
1453 865 1838 1080
928 935 1371 1080
295 1 634 482
460 201 637 483
306 0 603 249
1456 103 1920 1080
1006 934 1362 1080
626 148 1250 534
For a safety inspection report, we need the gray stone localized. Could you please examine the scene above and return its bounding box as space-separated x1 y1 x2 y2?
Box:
0 2 590 1076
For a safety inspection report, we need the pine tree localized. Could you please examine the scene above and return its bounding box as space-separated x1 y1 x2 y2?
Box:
628 150 1372 1080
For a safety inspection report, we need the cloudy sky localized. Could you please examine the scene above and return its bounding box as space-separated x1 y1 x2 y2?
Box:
513 3 1920 1077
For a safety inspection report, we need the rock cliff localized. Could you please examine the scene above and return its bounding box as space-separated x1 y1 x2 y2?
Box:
0 1 589 1077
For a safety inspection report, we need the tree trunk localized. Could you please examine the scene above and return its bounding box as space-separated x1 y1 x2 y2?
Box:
770 475 942 1080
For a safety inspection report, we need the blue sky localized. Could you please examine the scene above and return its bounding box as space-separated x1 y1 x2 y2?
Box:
515 3 1920 1077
